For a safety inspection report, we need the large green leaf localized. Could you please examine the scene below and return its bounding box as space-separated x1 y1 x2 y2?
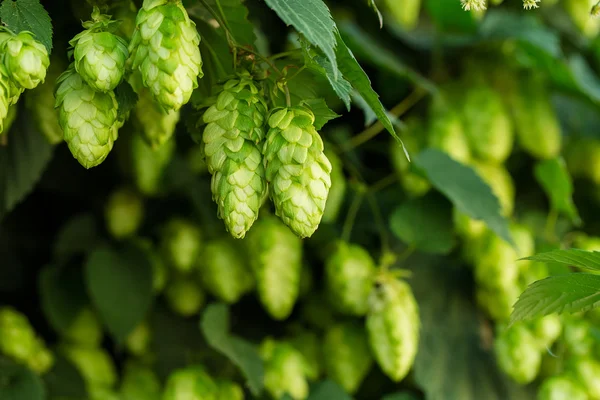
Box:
522 249 600 272
414 149 513 245
511 274 600 323
306 53 352 110
263 0 338 75
200 303 264 396
534 157 581 225
334 33 400 145
0 358 45 400
0 0 53 52
389 194 455 254
411 260 535 400
85 245 154 342
39 263 88 335
307 381 352 400
0 109 55 221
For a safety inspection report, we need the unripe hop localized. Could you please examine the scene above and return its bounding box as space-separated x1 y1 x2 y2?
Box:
3 31 49 90
494 324 541 384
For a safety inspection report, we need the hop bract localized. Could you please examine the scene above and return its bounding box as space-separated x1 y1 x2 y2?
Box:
72 9 129 92
55 65 119 169
202 74 268 238
129 0 203 111
263 107 332 238
2 31 49 90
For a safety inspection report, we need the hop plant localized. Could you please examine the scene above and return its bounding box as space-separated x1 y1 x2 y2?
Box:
428 94 471 164
55 64 119 168
390 118 431 197
104 187 145 239
165 275 206 317
27 57 65 144
125 321 151 357
569 356 600 399
564 0 600 37
216 380 245 400
129 0 203 111
494 324 542 384
538 376 588 400
159 218 202 273
523 0 540 9
130 130 176 196
201 74 268 238
63 307 103 347
2 31 49 90
0 65 13 133
288 330 323 380
366 276 420 382
60 344 117 389
0 103 17 137
263 106 332 238
163 366 219 400
383 0 421 30
71 8 129 92
245 214 303 320
323 321 374 394
461 0 487 11
322 147 346 223
120 362 162 400
324 241 376 316
197 237 255 304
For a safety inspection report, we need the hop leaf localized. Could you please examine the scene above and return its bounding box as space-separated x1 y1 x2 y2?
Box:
129 0 203 111
71 9 129 93
3 31 49 90
366 277 420 382
54 64 119 168
263 107 332 238
245 214 303 320
201 75 268 238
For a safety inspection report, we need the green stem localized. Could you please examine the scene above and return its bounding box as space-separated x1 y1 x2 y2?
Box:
269 50 302 61
341 189 364 243
286 65 307 83
236 46 283 77
284 85 292 107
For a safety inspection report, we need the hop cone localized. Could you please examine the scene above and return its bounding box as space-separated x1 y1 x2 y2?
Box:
121 362 162 400
202 75 268 238
245 215 302 320
325 241 376 316
197 237 254 304
2 31 49 90
323 321 374 394
159 218 202 273
263 107 332 238
129 0 203 111
0 65 12 133
55 65 119 168
384 0 421 30
494 324 541 384
130 129 176 196
63 307 103 347
27 58 64 144
60 344 117 389
366 277 420 382
538 376 588 400
164 276 205 317
260 339 309 400
390 118 430 197
288 330 322 380
163 367 218 400
71 9 129 92
216 380 245 400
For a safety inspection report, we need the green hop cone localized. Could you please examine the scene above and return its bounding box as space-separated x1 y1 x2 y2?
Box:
366 276 420 382
2 31 49 90
288 330 323 380
129 0 203 111
261 339 310 400
120 362 162 400
390 118 430 197
0 66 12 133
428 95 471 164
245 215 303 320
26 58 64 144
564 0 600 37
569 356 600 399
0 307 54 374
104 187 145 239
565 137 600 184
563 318 595 356
474 229 520 290
216 380 245 400
530 315 562 349
201 75 268 238
160 218 202 273
63 307 103 347
460 84 514 164
55 64 119 168
538 375 588 400
511 76 562 160
163 366 219 400
263 107 332 238
125 321 151 357
323 321 374 394
130 129 176 196
164 275 206 317
324 241 376 316
476 285 521 322
60 344 117 389
322 147 346 223
71 8 129 92
383 0 421 30
494 324 542 384
198 237 254 304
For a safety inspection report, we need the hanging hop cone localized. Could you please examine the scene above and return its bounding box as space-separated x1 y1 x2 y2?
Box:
129 0 203 112
71 7 129 93
54 64 119 169
0 65 12 133
1 31 49 90
263 106 332 238
201 74 268 238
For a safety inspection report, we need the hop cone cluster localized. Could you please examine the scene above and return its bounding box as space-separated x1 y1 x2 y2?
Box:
263 107 332 238
71 8 129 92
201 75 268 238
55 65 119 168
129 0 203 111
